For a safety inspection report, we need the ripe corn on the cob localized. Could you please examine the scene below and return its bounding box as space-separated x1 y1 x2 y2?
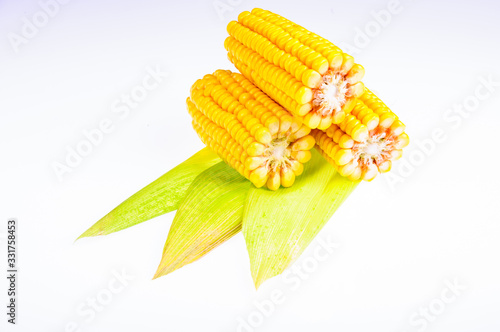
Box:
224 8 365 130
312 89 409 181
187 70 316 190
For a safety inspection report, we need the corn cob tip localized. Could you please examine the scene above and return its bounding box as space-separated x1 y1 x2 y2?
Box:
314 89 409 181
311 68 365 129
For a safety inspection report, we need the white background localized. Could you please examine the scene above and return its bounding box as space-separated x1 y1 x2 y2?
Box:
1 0 500 331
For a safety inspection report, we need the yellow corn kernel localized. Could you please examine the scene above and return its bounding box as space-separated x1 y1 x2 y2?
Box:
266 171 281 191
225 8 366 130
188 70 316 190
312 89 409 181
280 167 295 187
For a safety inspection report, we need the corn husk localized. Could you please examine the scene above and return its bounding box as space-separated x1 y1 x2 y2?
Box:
77 148 220 239
153 162 250 278
78 148 358 289
242 149 359 288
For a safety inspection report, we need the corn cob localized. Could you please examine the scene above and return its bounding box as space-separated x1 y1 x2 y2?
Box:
187 70 316 190
224 8 365 131
312 89 409 181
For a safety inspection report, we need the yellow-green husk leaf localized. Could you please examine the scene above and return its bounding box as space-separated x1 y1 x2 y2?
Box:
242 149 359 288
153 161 250 279
78 148 220 239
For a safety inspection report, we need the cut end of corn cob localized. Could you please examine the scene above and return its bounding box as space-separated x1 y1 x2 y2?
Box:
224 8 365 131
313 88 409 181
187 70 315 190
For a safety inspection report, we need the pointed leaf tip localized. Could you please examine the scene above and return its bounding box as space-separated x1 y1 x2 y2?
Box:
76 148 220 240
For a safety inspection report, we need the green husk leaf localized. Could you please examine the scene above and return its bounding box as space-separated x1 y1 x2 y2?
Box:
77 148 220 239
243 149 359 288
153 161 250 279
